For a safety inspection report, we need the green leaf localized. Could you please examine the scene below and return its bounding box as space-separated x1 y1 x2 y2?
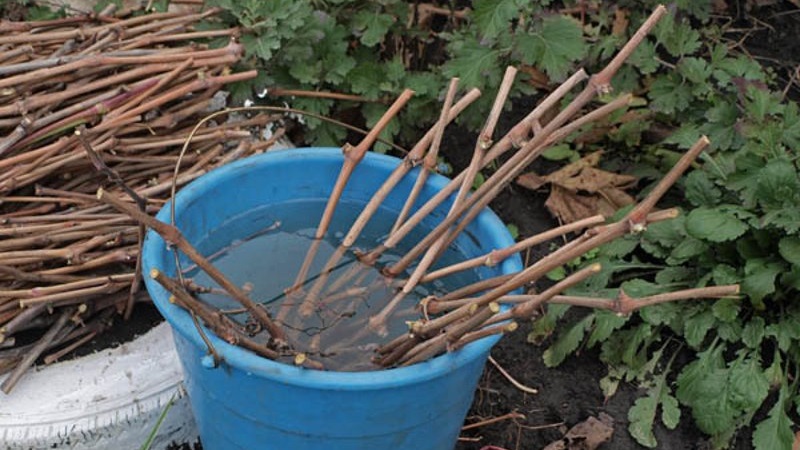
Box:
515 15 586 80
348 61 386 99
444 34 500 88
621 323 654 367
676 343 725 402
506 223 520 240
715 55 766 83
655 267 694 284
683 171 721 207
717 320 744 343
728 356 769 412
628 39 658 74
528 304 570 344
648 74 693 114
472 0 519 38
741 317 765 348
546 265 566 281
678 57 711 84
783 266 800 290
712 264 740 285
639 303 679 328
756 159 800 210
628 394 658 447
766 315 800 352
752 386 794 450
781 101 800 148
685 207 748 242
149 0 169 12
353 11 394 47
684 310 715 348
675 0 712 20
687 356 768 436
712 298 740 323
662 393 681 429
667 237 709 265
628 349 681 448
745 86 782 122
26 5 66 21
664 124 702 149
643 216 685 247
587 310 628 347
600 367 624 399
541 144 577 161
656 17 701 57
742 258 784 305
601 235 639 258
778 237 800 266
543 315 593 367
620 279 664 297
764 349 783 387
703 100 740 151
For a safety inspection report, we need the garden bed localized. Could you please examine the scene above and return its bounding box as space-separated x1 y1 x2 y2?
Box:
3 1 800 449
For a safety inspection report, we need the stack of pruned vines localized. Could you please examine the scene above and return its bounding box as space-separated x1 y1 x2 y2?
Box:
0 5 283 393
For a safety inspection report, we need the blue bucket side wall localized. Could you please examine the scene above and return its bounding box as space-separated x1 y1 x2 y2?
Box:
174 332 486 449
142 148 523 450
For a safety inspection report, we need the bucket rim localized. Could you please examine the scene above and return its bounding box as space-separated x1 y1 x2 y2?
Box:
142 147 523 390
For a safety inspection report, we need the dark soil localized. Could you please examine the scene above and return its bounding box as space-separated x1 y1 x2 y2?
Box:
725 1 800 102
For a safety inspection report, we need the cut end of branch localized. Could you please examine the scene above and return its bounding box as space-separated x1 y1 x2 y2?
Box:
149 268 160 279
368 315 389 337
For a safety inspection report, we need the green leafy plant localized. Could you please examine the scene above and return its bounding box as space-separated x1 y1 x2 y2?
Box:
202 0 588 149
532 3 800 449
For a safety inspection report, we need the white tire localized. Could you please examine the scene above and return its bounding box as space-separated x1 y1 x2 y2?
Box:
0 322 197 450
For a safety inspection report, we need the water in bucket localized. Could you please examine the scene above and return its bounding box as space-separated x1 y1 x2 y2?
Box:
187 198 481 371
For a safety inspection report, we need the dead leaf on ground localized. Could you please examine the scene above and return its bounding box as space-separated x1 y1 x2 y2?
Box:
612 8 629 36
542 413 615 450
519 65 551 89
516 151 637 223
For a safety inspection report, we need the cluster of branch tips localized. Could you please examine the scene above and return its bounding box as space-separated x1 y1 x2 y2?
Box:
119 4 738 371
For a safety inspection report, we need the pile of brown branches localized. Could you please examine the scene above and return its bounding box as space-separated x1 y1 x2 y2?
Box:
128 5 739 372
0 6 284 393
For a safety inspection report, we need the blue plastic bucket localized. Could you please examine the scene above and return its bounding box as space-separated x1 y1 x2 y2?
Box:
142 147 522 450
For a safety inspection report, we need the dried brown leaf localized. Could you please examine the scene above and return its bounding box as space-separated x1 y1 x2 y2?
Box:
544 186 598 224
543 151 603 185
555 167 636 193
515 172 548 191
519 65 551 89
516 150 637 223
612 8 629 36
542 413 615 450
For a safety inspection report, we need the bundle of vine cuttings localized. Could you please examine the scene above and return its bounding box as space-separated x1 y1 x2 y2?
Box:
0 5 288 393
124 5 738 373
